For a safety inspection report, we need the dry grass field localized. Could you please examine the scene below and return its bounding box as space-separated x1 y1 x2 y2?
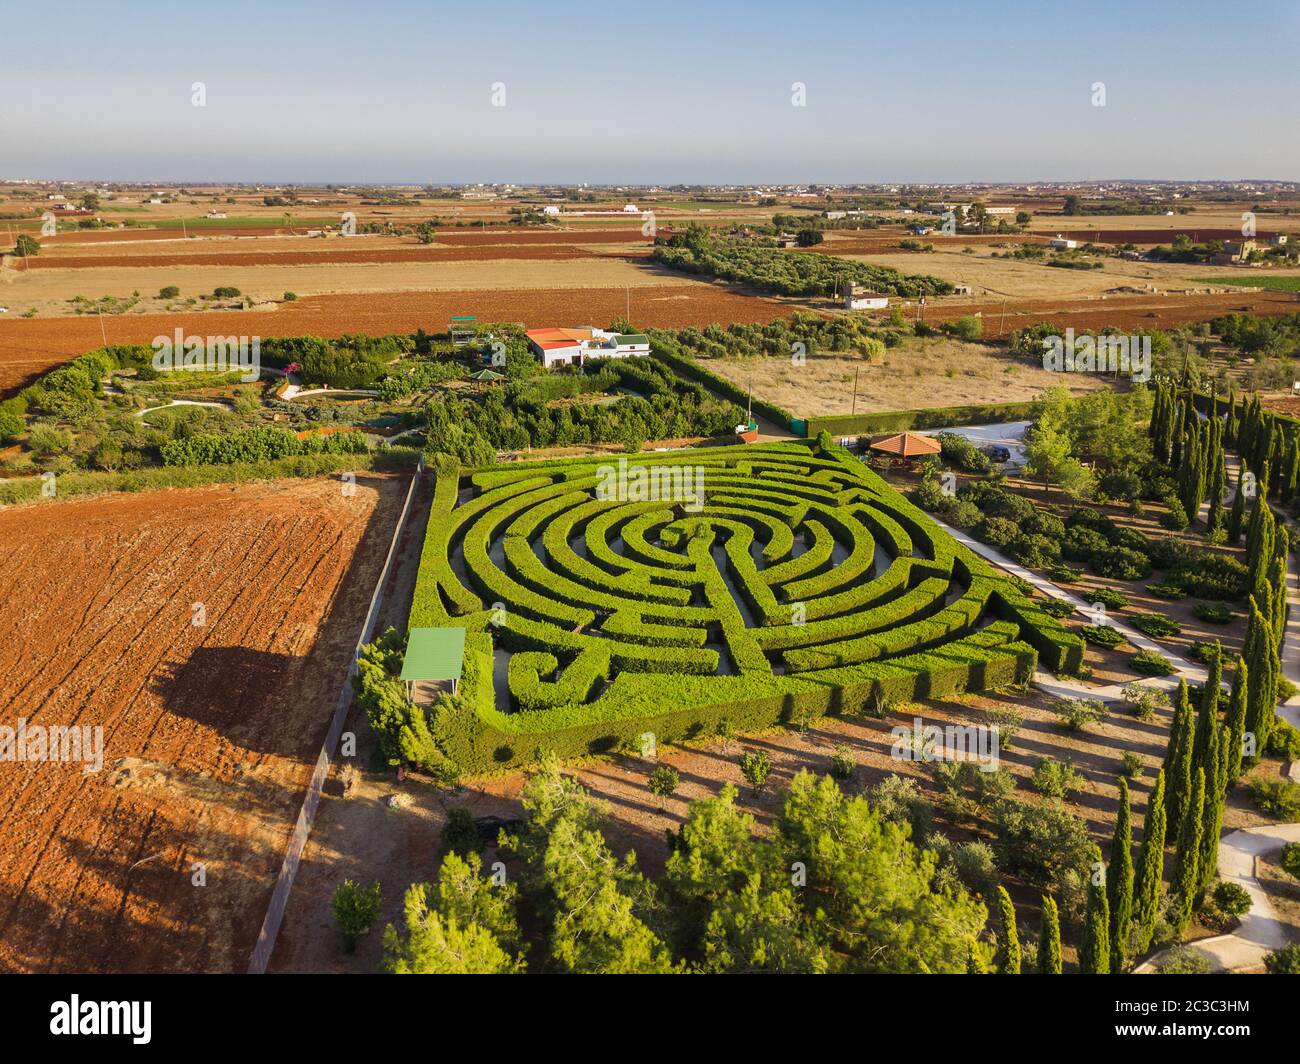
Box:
701 337 1106 415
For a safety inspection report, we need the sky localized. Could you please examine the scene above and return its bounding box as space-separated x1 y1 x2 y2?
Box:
2 0 1297 185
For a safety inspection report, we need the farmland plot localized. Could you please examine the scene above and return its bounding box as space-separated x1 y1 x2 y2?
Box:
0 474 404 973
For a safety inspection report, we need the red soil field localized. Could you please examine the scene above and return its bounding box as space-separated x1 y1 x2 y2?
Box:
912 289 1300 339
24 245 613 269
0 285 789 395
0 475 405 973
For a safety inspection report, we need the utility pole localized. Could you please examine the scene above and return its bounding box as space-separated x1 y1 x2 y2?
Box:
98 309 108 347
851 366 860 415
999 298 1007 337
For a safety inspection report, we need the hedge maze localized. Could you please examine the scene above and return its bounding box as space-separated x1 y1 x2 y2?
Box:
410 438 1082 773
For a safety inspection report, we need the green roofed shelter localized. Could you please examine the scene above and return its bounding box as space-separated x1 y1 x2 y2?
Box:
401 627 466 703
468 368 506 381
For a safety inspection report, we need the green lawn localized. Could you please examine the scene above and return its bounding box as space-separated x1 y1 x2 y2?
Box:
1193 275 1300 292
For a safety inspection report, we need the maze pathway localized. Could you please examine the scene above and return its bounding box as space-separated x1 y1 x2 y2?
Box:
409 439 1082 771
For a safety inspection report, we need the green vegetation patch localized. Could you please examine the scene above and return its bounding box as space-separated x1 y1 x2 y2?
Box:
394 436 1080 773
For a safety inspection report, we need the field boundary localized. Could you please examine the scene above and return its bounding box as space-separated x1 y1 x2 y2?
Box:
802 400 1039 438
247 460 422 974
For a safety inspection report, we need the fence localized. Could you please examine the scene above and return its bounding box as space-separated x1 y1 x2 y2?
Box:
247 460 423 973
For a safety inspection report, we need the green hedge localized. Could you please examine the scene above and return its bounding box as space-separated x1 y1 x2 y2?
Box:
803 401 1039 439
403 438 1077 773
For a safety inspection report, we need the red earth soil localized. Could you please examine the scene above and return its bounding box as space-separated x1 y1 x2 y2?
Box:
22 245 617 269
0 285 790 395
0 475 405 973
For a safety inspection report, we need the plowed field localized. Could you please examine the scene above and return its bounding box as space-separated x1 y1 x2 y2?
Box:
0 285 790 395
0 475 404 972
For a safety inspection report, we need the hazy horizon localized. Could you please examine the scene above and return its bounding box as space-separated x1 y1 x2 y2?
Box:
4 0 1298 185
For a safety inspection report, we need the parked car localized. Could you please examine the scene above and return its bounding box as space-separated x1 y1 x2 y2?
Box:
982 445 1012 463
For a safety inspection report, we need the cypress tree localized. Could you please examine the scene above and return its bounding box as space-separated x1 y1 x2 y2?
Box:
1197 723 1224 900
1134 769 1168 952
1038 894 1062 974
1080 849 1111 975
1226 655 1248 782
994 886 1021 974
1169 768 1206 935
1269 527 1289 649
1165 683 1194 840
1227 470 1247 544
1108 779 1134 973
1192 650 1222 768
1243 598 1277 757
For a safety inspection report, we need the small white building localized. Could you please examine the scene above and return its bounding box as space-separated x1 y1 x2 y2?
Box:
525 327 651 369
1048 235 1078 250
622 203 640 213
845 285 889 311
824 210 847 220
983 206 1015 216
542 205 562 216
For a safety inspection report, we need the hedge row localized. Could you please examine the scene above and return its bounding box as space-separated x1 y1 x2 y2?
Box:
403 438 1079 773
803 400 1039 439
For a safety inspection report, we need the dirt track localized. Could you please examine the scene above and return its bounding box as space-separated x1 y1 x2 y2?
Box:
0 475 403 973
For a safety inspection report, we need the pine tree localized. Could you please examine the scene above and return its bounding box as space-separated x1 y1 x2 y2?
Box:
1169 768 1206 935
1080 849 1111 975
1038 894 1062 974
994 886 1021 974
1226 655 1248 783
1134 769 1168 952
1108 778 1134 973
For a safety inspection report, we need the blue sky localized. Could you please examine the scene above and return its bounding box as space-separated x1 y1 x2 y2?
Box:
2 0 1296 184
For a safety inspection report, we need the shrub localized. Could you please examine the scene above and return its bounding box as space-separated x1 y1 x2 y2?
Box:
1086 586 1129 610
212 285 242 298
1038 597 1077 619
331 879 381 953
828 745 856 782
1145 582 1184 600
1091 545 1151 581
1007 533 1060 567
1281 841 1300 880
1267 717 1300 762
283 291 298 301
1128 612 1181 637
648 765 680 803
1045 562 1083 583
1120 751 1145 778
1250 778 1300 820
1189 640 1224 664
739 749 772 793
975 516 1020 550
1130 650 1175 676
1032 757 1083 799
440 807 479 859
992 799 1093 894
1159 497 1189 531
1193 601 1232 624
0 410 23 443
1081 624 1125 649
1053 697 1107 732
1122 683 1168 722
158 285 180 299
1212 881 1252 917
1156 945 1212 974
1062 526 1109 562
1265 944 1300 974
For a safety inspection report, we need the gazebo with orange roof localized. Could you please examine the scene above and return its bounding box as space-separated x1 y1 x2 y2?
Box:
866 431 942 459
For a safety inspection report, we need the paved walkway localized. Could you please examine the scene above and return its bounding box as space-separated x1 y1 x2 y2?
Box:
929 513 1207 699
1133 527 1300 973
135 398 229 418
